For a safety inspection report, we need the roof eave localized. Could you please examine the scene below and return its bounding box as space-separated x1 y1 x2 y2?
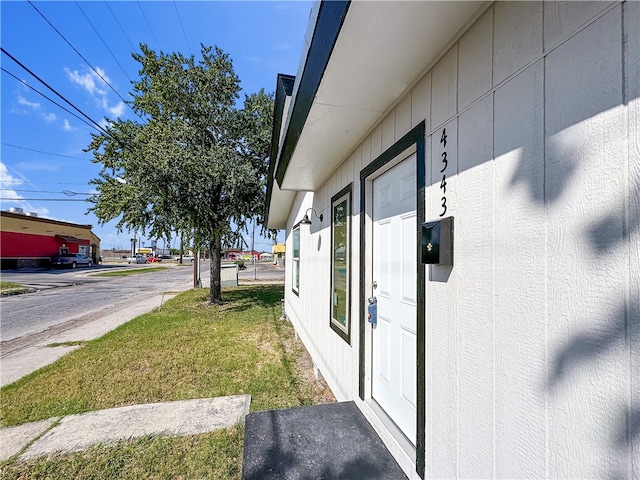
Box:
265 74 296 229
274 1 486 193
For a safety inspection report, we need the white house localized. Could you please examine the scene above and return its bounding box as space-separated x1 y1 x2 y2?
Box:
266 2 639 478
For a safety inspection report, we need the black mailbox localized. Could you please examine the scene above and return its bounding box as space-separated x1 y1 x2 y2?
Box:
421 216 453 265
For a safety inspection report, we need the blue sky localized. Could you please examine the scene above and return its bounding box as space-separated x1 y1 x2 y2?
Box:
1 0 311 251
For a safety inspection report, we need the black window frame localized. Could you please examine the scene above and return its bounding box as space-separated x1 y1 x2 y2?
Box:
292 223 300 296
329 184 352 343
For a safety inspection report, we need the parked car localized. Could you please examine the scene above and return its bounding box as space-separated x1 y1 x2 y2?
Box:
51 253 93 269
175 255 195 263
127 255 147 264
146 256 162 263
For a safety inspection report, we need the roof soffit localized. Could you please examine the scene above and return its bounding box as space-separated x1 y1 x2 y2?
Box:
278 1 484 191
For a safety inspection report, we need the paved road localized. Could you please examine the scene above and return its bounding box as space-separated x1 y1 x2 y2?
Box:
236 260 285 283
1 264 198 343
1 260 283 342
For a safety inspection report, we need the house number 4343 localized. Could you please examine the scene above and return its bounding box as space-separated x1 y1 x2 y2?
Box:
439 128 448 217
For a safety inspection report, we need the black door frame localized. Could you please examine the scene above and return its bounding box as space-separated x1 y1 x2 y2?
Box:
358 121 426 479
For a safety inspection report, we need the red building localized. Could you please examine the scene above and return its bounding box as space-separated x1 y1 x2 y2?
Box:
0 209 101 269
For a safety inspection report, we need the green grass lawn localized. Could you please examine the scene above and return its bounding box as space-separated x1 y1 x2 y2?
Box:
0 281 22 291
0 281 35 296
0 281 29 296
1 428 244 480
91 266 167 276
0 285 327 479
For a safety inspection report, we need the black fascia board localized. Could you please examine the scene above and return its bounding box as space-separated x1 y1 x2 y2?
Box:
269 74 296 181
274 0 351 188
265 74 296 224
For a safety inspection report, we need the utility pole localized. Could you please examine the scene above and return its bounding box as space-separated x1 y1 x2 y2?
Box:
194 248 201 288
193 229 201 288
251 218 256 281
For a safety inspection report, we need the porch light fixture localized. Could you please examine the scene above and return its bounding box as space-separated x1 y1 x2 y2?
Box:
300 208 323 225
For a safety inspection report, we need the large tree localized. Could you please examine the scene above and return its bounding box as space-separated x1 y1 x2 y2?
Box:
86 44 274 303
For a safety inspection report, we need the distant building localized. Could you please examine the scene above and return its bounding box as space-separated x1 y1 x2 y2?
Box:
0 209 101 269
271 243 285 267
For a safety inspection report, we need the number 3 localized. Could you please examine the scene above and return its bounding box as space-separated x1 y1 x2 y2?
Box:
439 196 447 217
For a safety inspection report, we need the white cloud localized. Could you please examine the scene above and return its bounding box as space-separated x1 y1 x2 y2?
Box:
13 94 60 126
65 67 108 97
65 66 125 119
109 101 125 117
16 161 59 172
0 162 24 201
94 67 111 84
24 205 51 217
0 162 50 217
63 119 75 132
18 96 40 110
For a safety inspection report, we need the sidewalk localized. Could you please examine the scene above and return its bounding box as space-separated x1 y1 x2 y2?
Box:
1 395 251 462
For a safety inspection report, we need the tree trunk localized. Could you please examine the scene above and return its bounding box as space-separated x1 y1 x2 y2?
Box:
209 234 222 303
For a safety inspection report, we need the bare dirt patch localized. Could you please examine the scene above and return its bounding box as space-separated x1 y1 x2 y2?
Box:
290 328 336 405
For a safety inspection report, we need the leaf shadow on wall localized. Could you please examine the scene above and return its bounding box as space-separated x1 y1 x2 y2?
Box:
546 293 639 478
496 73 638 476
490 21 639 473
545 179 639 478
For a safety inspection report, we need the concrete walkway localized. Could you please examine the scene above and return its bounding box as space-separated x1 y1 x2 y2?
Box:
1 395 251 462
1 281 253 464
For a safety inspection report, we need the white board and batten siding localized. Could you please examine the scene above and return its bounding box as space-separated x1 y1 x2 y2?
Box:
283 2 639 478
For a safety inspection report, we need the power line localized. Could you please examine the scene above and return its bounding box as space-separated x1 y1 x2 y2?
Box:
1 189 92 195
173 2 192 57
105 2 137 54
75 1 133 85
137 1 161 52
0 197 90 202
0 181 90 186
2 142 89 161
28 0 138 119
1 65 105 134
2 56 132 157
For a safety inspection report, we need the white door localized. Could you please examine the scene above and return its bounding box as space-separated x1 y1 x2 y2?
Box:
371 153 417 444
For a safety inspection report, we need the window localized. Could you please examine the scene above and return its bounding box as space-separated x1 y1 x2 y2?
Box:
292 225 300 295
330 185 352 342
